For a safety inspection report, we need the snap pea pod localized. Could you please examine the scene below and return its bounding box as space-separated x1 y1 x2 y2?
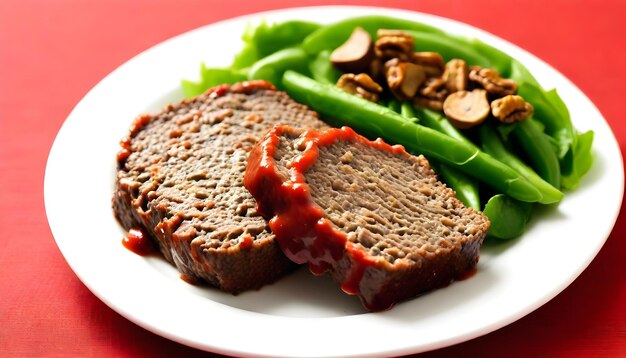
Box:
248 47 312 89
406 31 491 67
233 20 321 69
468 38 513 77
432 162 481 210
482 194 533 240
302 15 445 55
400 101 419 123
309 50 342 85
479 123 563 204
409 106 481 209
282 70 542 202
509 59 595 190
387 98 401 113
412 106 477 148
511 118 561 189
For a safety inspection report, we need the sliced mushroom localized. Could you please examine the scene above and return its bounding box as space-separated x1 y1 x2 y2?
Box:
414 77 448 111
443 89 490 129
330 27 375 73
385 58 426 100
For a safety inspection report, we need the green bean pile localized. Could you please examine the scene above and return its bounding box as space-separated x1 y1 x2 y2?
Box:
182 16 594 240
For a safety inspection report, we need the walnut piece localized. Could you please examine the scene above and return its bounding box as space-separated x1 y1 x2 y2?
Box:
384 58 426 100
411 52 445 77
469 66 517 97
336 73 383 102
443 59 468 93
375 29 414 61
443 89 490 129
414 77 448 111
491 95 533 123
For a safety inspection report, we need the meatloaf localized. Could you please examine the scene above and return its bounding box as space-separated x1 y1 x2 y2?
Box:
113 80 328 293
244 125 490 311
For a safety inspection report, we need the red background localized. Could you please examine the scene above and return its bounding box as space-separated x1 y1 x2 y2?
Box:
2 0 625 356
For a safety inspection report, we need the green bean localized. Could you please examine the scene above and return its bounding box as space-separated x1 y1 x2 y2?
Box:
387 98 401 113
509 58 541 88
509 60 592 189
309 50 342 85
406 31 491 67
399 101 418 121
433 163 481 210
251 20 321 58
282 70 542 202
468 38 513 77
479 123 563 204
302 15 444 55
412 106 477 148
516 81 572 148
410 106 481 209
233 20 321 69
511 118 561 188
248 47 311 89
482 194 533 239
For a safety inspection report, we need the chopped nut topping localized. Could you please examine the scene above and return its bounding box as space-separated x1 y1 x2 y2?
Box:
443 59 469 93
336 73 383 102
368 57 384 82
443 89 490 129
491 95 533 123
375 29 414 61
469 66 517 97
414 97 444 111
411 52 445 77
414 77 448 111
384 58 426 100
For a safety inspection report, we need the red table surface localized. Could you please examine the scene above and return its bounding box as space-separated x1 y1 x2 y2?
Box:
2 0 625 356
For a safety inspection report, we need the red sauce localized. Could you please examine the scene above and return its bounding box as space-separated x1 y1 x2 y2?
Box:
245 126 412 311
456 266 478 281
180 274 201 285
238 234 254 250
129 114 153 138
122 228 155 256
207 80 276 98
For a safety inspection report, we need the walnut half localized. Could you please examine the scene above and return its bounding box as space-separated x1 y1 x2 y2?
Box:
491 95 533 123
336 73 383 102
469 66 517 97
375 29 414 61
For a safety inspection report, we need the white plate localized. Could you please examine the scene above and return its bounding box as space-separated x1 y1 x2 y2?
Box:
45 6 624 357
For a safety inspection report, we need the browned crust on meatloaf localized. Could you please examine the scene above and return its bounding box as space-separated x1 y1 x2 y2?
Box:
113 81 328 293
244 125 489 310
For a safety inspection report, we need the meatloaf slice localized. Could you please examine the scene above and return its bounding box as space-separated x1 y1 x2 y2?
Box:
244 125 490 311
113 81 328 293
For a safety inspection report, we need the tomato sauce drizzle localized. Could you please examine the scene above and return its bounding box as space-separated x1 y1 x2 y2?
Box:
122 228 155 256
245 125 412 311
